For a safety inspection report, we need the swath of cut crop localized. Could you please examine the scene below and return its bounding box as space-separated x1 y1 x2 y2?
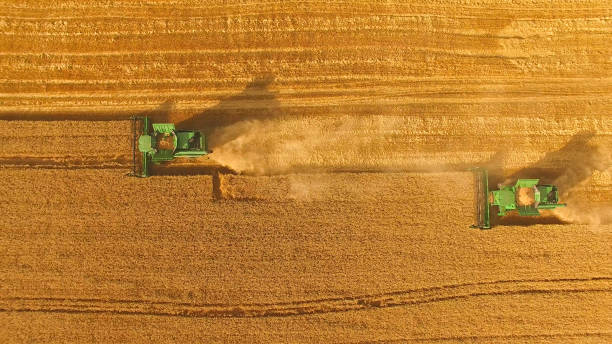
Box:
1 278 608 318
0 120 132 169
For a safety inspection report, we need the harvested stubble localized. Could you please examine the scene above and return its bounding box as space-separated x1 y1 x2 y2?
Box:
1 168 611 342
0 120 132 168
1 0 611 342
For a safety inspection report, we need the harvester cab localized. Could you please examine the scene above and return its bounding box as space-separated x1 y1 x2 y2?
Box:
471 168 567 229
129 116 209 177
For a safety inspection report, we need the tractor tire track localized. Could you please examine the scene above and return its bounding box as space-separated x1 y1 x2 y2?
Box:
1 277 609 319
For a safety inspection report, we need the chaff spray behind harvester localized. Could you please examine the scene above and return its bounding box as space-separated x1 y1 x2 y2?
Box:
471 167 567 229
129 116 209 177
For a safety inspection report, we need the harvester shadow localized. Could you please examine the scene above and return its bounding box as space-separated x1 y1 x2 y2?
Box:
488 131 600 227
177 74 282 149
506 131 601 185
135 100 176 123
149 75 282 177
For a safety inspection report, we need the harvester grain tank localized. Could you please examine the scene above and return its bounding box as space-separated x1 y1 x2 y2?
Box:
129 116 209 177
471 167 566 229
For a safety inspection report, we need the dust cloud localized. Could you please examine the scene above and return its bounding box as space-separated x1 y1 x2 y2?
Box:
207 115 411 175
552 143 612 226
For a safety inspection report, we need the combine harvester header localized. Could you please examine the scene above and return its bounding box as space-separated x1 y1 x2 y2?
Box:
471 167 567 229
129 116 209 177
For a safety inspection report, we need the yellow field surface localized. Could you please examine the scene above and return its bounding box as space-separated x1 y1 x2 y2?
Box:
1 0 611 342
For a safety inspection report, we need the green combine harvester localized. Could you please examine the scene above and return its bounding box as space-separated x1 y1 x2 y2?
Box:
471 168 566 229
129 116 209 177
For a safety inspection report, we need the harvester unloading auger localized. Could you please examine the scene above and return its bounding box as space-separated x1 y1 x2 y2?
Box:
129 116 210 177
471 167 567 229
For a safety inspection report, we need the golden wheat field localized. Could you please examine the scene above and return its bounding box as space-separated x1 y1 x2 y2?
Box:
1 0 611 342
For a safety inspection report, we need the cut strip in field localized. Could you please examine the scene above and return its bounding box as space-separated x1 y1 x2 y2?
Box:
0 120 132 169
